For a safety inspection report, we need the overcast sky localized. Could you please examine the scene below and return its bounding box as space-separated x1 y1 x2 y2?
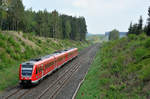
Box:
23 0 150 34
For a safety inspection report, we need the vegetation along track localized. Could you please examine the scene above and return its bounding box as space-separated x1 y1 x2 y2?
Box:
1 44 100 99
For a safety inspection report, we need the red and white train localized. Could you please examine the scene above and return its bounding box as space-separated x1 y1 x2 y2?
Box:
19 48 78 85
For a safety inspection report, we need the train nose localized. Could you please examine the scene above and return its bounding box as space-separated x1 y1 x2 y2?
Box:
26 77 31 80
21 80 32 85
22 77 31 80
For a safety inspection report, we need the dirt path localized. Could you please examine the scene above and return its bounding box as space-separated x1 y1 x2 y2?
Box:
0 44 100 99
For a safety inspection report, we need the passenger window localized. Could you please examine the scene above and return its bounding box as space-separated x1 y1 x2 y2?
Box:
36 67 38 74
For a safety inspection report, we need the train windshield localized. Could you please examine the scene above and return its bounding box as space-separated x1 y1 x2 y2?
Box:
22 64 33 76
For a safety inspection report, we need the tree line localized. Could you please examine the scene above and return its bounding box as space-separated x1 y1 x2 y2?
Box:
0 0 87 41
128 7 150 36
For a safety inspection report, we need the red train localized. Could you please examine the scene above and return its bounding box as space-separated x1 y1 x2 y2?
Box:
19 48 78 85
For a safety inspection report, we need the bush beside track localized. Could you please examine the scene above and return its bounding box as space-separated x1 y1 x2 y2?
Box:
77 34 150 99
0 31 89 92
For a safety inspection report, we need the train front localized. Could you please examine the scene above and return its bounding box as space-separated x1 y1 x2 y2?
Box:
19 62 34 85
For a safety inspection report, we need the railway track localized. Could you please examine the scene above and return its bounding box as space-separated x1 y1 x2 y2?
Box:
37 61 79 99
4 87 32 99
37 53 89 99
1 44 99 99
5 88 21 99
37 44 98 99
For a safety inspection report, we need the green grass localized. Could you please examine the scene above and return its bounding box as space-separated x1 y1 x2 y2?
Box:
0 31 90 92
77 33 150 99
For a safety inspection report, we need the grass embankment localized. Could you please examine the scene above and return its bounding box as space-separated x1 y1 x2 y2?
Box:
77 34 150 99
0 31 89 92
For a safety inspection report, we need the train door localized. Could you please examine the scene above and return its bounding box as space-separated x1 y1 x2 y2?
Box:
43 63 46 75
41 64 44 77
38 65 42 78
65 54 68 62
54 57 57 69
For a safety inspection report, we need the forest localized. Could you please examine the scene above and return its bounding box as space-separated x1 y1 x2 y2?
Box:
128 7 150 36
0 0 87 41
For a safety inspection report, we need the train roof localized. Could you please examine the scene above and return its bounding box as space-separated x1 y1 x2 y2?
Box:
53 48 76 53
22 48 77 65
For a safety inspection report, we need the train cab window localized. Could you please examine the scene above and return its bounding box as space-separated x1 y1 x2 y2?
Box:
22 64 33 76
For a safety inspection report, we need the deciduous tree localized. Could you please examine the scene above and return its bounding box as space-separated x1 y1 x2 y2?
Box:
109 29 119 40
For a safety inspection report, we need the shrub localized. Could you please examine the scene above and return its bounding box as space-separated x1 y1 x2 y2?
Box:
138 64 150 81
15 47 21 53
133 48 148 62
109 84 118 91
8 36 14 43
128 34 137 40
23 34 27 39
0 39 6 48
38 39 42 44
144 38 150 48
6 47 14 54
21 41 25 46
138 33 147 41
0 33 7 40
10 53 21 60
0 66 3 70
0 52 9 63
28 36 33 41
14 42 20 48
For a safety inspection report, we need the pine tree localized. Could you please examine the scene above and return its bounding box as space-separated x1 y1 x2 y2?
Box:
128 22 133 35
147 7 150 36
0 0 7 30
0 1 3 29
35 11 43 36
128 16 143 35
65 20 71 39
51 10 61 38
132 23 139 35
7 0 25 30
137 16 143 35
80 17 87 41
